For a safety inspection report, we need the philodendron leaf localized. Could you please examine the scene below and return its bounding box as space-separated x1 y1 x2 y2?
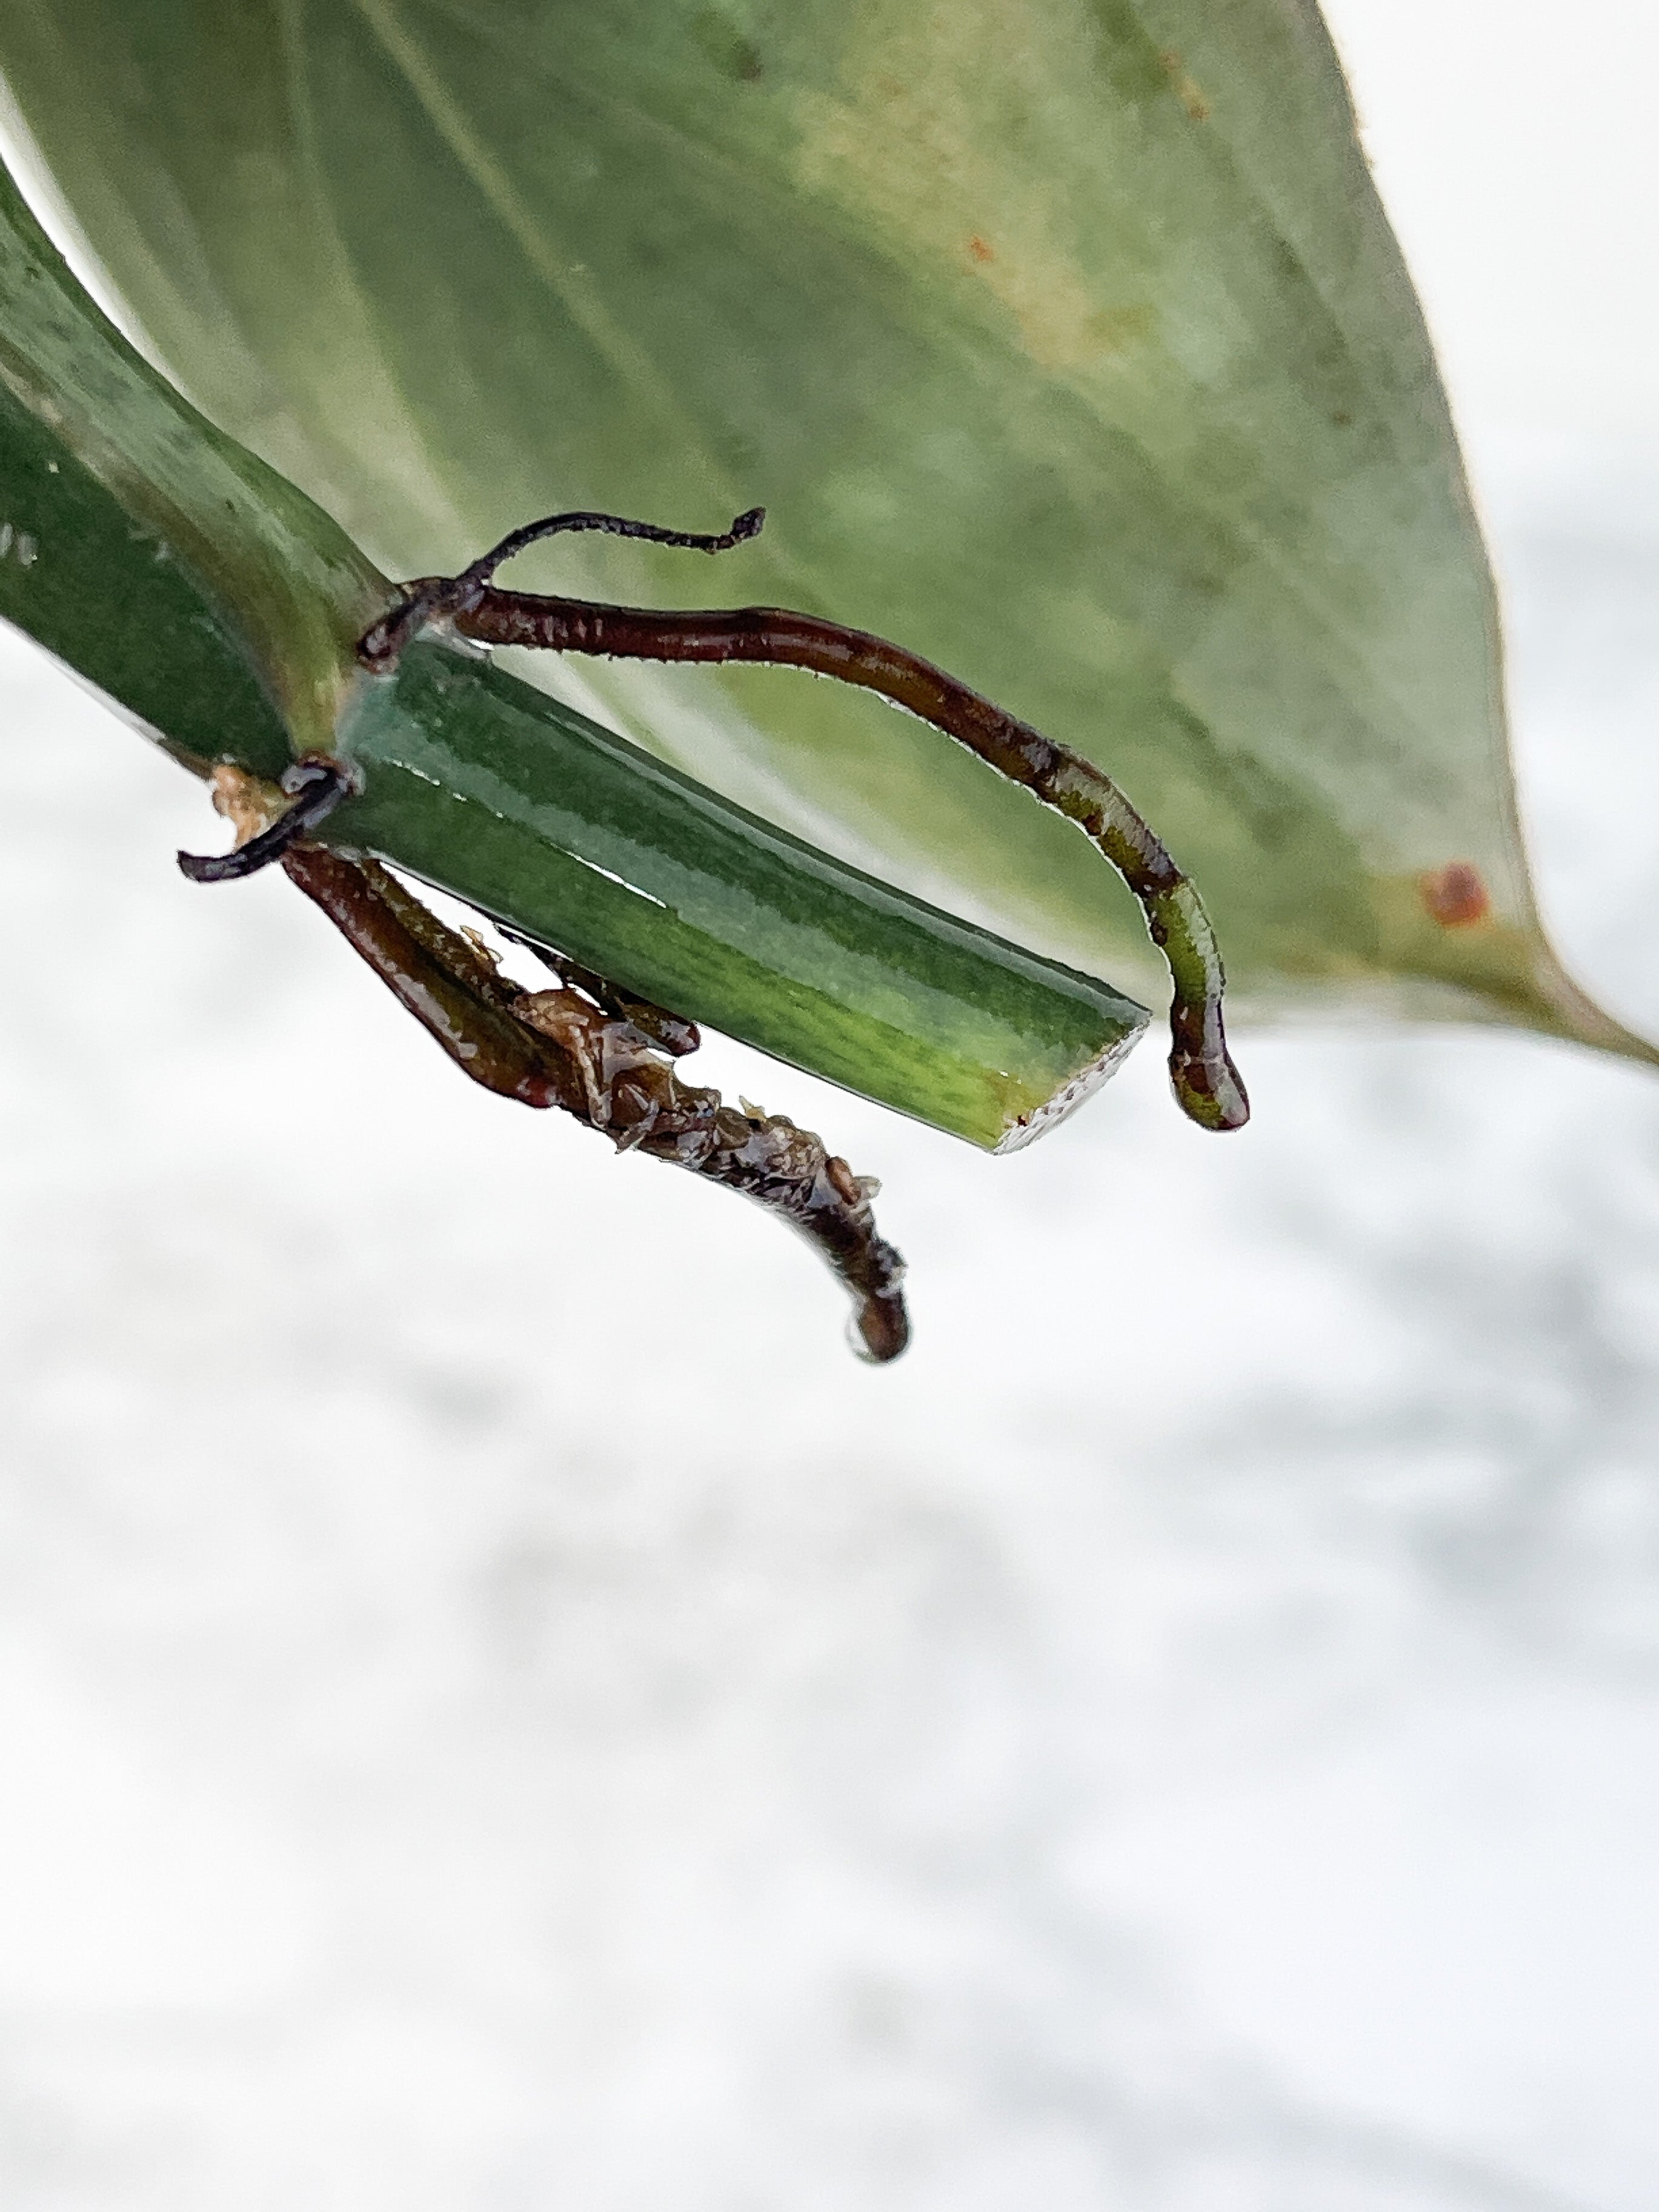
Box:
0 0 1648 1066
0 149 1152 1154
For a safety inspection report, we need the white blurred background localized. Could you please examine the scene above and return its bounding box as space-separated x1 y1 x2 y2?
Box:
2 3 1658 2205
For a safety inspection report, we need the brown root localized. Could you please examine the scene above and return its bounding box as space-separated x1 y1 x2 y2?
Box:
280 845 908 1361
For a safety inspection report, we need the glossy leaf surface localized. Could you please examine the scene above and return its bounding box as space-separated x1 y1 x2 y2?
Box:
0 0 1644 1066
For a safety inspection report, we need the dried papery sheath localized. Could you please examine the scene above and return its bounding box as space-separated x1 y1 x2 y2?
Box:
178 756 356 881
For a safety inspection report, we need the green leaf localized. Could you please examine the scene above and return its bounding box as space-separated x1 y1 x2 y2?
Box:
0 153 1149 1151
0 0 1644 1068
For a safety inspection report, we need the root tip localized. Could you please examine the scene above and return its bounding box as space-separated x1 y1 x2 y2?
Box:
1170 1049 1251 1132
852 1292 911 1363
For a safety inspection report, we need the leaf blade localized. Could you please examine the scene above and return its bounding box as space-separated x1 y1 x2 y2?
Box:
0 0 1647 1066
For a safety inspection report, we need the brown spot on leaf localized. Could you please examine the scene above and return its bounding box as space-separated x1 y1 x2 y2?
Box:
1158 48 1211 121
1420 860 1491 928
968 234 995 264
